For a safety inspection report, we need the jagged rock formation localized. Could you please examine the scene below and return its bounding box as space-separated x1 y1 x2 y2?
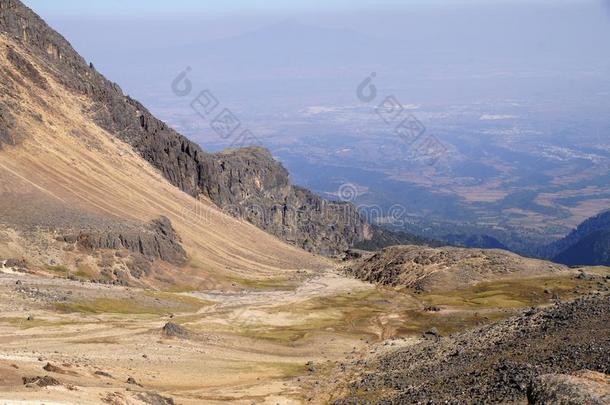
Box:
57 216 187 265
334 296 610 404
196 147 369 255
161 322 190 339
0 0 424 256
343 245 566 291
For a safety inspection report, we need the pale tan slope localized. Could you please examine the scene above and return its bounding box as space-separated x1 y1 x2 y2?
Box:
0 34 330 285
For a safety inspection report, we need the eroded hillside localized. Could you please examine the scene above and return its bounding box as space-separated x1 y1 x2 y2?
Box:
0 0 411 256
0 25 329 288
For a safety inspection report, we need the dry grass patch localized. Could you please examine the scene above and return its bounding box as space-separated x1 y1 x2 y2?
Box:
0 316 82 329
54 298 167 315
421 275 602 309
393 273 609 336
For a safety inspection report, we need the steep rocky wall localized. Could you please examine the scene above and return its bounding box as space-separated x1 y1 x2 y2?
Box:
58 217 188 266
199 148 368 255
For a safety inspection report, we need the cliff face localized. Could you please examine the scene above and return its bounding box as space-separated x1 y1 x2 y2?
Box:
199 148 369 255
0 0 431 256
57 216 188 266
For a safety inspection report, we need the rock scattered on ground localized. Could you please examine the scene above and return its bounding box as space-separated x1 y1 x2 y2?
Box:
22 375 61 387
161 322 190 339
528 370 610 404
136 392 176 405
43 362 77 376
343 245 567 291
126 376 142 387
334 296 610 404
94 370 113 378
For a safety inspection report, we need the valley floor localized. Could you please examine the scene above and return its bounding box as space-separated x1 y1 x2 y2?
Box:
0 268 394 404
0 265 608 404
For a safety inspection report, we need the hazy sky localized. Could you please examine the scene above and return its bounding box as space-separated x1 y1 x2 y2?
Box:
19 0 610 123
22 0 585 16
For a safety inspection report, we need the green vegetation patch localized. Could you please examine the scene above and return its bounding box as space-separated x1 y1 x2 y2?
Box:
144 291 212 307
55 291 210 316
225 289 393 343
397 309 511 337
228 275 298 291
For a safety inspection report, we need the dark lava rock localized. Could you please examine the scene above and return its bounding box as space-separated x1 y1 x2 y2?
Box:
42 362 76 376
423 327 441 339
70 216 187 267
136 392 176 405
22 375 61 387
94 370 113 378
43 363 63 373
161 322 189 339
126 376 142 387
576 272 594 281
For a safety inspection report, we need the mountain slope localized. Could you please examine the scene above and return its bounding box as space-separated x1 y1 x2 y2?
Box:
333 296 610 404
541 210 610 266
0 1 330 287
0 0 428 256
554 230 610 267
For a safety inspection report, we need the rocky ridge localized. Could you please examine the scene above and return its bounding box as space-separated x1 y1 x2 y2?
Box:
343 244 566 292
0 0 430 256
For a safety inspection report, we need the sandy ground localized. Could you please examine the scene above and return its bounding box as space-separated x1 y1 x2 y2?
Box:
0 269 405 404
